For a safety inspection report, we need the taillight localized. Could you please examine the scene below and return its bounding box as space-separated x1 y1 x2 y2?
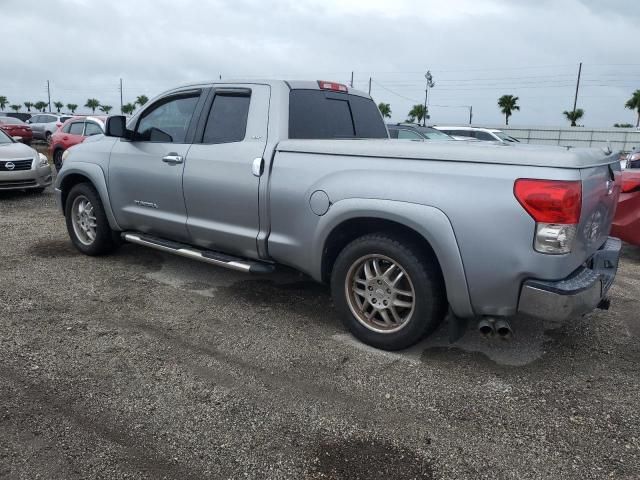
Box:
317 80 348 93
621 176 640 193
514 179 582 254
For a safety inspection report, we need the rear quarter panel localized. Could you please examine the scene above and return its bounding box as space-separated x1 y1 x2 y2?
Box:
267 148 593 317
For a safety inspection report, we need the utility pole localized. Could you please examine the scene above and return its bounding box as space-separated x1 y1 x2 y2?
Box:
46 80 51 112
119 78 124 112
350 71 354 88
469 105 473 125
423 70 434 126
572 62 582 116
368 77 372 95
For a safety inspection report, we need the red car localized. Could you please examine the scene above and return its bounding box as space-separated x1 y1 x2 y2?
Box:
611 170 640 246
0 116 33 145
49 116 106 170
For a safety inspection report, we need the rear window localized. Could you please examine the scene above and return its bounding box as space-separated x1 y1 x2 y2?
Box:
289 90 387 140
0 116 24 124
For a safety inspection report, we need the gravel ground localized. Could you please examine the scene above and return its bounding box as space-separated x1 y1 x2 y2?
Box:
1 187 639 480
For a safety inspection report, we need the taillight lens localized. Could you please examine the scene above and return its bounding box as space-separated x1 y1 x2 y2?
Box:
317 80 348 92
621 176 640 193
514 179 582 254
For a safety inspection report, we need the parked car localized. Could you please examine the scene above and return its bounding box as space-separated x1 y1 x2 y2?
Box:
387 123 454 141
611 170 640 246
624 148 640 169
0 116 33 145
49 116 105 170
0 127 52 193
55 79 622 350
27 113 73 143
0 112 32 122
434 126 520 143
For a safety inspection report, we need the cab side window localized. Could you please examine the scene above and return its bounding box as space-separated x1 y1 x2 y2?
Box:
201 92 251 144
135 93 200 143
69 122 85 135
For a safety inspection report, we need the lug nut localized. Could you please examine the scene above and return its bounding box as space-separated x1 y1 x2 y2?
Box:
372 298 377 304
383 300 388 306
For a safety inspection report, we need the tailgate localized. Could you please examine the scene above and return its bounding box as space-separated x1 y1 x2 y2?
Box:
577 156 621 257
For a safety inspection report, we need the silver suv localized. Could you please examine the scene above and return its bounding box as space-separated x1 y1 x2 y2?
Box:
27 113 73 143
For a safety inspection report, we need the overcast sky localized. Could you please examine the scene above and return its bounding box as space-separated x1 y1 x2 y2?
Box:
2 0 639 127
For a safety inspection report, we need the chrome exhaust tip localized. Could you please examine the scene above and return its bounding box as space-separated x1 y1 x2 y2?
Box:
478 318 495 338
494 318 513 339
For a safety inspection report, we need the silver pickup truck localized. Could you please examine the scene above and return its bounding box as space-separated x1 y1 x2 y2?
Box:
54 79 622 350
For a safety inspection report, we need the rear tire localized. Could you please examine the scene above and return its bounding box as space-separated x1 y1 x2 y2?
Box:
45 131 52 144
331 233 447 350
65 183 120 256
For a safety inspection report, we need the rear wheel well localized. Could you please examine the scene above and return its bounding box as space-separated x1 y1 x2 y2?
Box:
321 218 443 284
60 174 94 212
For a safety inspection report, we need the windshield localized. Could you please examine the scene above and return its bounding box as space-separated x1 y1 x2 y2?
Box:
494 131 520 142
0 128 13 144
418 127 454 140
0 116 25 125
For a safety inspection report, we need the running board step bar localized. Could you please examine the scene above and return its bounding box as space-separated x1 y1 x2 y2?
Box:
122 233 275 274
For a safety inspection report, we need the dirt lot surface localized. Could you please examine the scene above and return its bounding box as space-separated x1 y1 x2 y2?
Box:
1 187 639 479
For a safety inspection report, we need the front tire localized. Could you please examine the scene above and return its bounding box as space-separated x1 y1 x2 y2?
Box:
331 233 447 350
53 148 64 171
65 183 120 256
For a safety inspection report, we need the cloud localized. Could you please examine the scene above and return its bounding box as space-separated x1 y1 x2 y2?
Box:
0 0 638 127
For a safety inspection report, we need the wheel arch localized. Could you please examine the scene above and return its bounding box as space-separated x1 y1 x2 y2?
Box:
315 199 474 318
57 164 121 231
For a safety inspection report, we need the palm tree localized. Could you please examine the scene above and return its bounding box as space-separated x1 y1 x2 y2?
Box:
10 104 21 113
407 104 428 125
378 102 391 119
135 95 149 106
0 96 7 111
563 108 584 127
23 102 34 112
53 101 64 113
497 95 520 125
121 102 136 115
85 98 100 114
66 103 78 114
99 105 113 114
625 89 640 128
34 101 48 113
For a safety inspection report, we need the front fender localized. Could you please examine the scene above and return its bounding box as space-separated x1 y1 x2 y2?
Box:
55 162 121 231
311 198 474 318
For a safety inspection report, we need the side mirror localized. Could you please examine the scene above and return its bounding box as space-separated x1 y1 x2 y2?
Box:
12 136 23 142
105 115 131 139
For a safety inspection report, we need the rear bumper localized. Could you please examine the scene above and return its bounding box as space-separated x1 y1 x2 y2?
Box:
517 237 621 322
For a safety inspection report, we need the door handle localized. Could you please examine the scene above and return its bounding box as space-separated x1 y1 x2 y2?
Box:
252 157 264 177
162 154 184 164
